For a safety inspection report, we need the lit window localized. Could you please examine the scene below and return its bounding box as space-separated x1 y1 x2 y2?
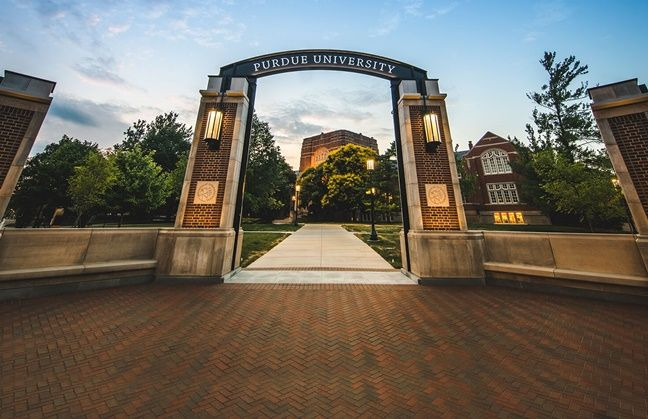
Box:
515 212 525 224
493 211 526 224
487 183 519 204
481 149 512 175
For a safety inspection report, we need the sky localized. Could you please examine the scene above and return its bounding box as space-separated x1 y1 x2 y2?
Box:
2 0 647 169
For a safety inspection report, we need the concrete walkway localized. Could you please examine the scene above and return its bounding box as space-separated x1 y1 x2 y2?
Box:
230 224 415 284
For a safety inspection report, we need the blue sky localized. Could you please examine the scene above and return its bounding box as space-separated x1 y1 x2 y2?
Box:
2 0 647 168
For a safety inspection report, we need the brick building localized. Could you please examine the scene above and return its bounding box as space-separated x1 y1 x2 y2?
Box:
299 130 379 172
457 131 549 225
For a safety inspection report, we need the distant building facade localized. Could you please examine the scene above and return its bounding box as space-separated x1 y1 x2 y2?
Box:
299 130 379 172
457 131 550 225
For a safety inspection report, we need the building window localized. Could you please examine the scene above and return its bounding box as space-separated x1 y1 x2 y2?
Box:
494 211 525 224
487 182 519 204
481 149 512 175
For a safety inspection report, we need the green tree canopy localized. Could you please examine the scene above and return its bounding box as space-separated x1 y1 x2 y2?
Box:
10 135 98 226
511 51 625 229
526 51 601 162
299 144 378 220
243 114 296 221
532 150 625 230
298 166 327 217
373 142 401 216
106 146 170 221
68 151 116 227
117 112 192 172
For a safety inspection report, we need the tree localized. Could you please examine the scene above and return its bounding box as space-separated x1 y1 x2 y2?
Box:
118 112 192 172
373 142 401 219
10 135 98 227
532 150 625 230
243 114 296 221
68 151 116 227
455 152 477 204
526 51 601 162
320 144 378 220
107 146 170 224
298 166 328 218
167 154 187 206
322 173 367 219
510 51 625 229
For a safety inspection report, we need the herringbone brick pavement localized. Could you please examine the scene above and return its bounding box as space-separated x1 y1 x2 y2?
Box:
1 283 648 417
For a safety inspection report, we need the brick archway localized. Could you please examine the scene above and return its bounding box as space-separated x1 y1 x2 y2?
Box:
160 50 482 283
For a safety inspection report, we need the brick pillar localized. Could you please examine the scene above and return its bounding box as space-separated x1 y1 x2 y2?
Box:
0 71 55 221
589 79 648 269
155 77 250 281
397 80 484 283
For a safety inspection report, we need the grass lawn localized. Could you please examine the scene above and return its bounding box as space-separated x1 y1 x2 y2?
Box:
241 222 302 232
342 224 402 269
240 232 290 267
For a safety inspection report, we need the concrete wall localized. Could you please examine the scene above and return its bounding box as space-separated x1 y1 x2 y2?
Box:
0 228 159 269
0 228 161 300
0 227 236 298
2 227 648 301
482 231 648 289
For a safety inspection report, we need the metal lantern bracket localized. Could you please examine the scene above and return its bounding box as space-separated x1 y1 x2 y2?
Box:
422 93 441 153
204 89 226 150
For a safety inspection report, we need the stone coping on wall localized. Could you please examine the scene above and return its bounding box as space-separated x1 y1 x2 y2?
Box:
1 227 647 301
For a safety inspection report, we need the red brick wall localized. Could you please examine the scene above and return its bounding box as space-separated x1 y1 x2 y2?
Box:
410 106 460 231
609 112 648 215
181 102 238 228
0 105 33 186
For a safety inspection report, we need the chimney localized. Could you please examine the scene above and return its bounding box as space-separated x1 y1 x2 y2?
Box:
468 141 473 149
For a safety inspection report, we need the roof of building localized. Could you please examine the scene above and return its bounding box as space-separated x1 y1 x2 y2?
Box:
463 131 515 159
301 129 377 142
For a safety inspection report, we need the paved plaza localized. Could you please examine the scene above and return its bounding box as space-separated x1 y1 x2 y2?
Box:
2 283 648 417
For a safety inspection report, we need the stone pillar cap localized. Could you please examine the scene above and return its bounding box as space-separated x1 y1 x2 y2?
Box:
0 70 56 99
588 78 648 104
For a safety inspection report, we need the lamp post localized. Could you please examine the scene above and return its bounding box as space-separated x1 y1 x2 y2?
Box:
366 159 378 241
293 184 301 226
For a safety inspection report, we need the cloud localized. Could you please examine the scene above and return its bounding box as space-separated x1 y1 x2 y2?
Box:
107 23 130 35
74 56 126 85
145 4 246 48
50 98 97 126
327 88 391 106
40 95 140 149
370 13 401 37
426 2 459 19
523 1 570 42
402 0 423 16
533 1 569 26
49 96 136 128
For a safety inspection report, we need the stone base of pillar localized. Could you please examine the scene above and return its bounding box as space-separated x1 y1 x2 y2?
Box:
634 235 648 274
155 229 237 281
403 230 485 285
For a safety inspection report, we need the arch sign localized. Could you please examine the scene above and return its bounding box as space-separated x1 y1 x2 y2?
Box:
218 50 428 81
161 50 482 285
